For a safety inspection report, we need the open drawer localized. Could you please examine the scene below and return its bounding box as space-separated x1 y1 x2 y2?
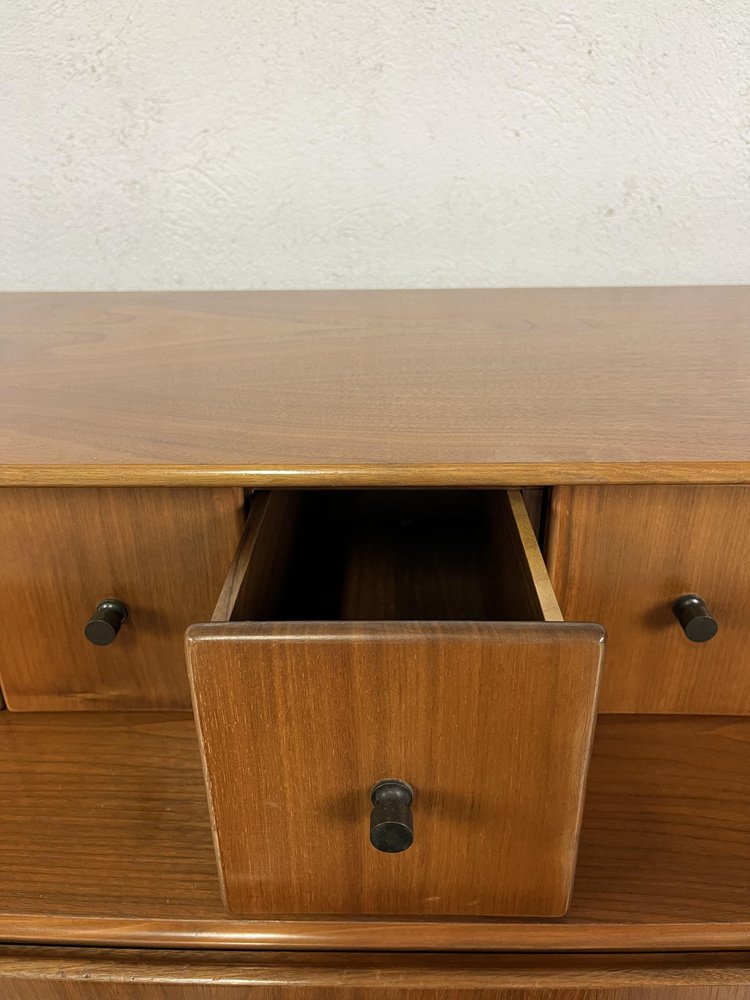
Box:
186 490 605 919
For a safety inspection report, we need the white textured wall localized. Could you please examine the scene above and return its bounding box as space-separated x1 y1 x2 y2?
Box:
2 1 749 290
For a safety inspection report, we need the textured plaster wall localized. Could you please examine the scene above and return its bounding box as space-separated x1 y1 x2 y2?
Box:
2 1 749 290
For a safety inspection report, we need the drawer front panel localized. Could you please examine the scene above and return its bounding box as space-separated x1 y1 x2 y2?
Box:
547 485 750 714
187 620 604 918
0 487 244 711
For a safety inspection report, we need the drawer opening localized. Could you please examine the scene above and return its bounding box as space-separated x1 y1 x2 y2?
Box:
212 489 563 625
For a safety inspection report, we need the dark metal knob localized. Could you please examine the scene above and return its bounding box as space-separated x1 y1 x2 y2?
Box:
370 779 413 854
84 599 128 646
673 594 718 643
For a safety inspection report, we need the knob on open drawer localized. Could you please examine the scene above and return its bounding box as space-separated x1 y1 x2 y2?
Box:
186 489 605 919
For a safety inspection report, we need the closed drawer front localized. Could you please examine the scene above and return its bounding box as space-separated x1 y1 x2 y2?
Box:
0 487 245 711
187 489 605 919
547 485 750 714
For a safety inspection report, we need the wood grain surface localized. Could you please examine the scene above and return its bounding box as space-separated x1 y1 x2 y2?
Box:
335 492 530 621
547 485 750 713
3 948 750 998
187 622 603 917
1 288 749 486
0 488 245 710
0 713 749 950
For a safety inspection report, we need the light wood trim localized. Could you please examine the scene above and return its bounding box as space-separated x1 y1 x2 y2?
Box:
505 490 563 621
1 462 749 487
211 491 298 621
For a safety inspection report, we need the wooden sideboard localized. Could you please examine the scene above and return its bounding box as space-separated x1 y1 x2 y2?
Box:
0 287 749 997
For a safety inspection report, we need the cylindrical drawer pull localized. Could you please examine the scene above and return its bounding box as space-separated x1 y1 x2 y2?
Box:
672 594 718 643
370 779 413 854
84 599 128 646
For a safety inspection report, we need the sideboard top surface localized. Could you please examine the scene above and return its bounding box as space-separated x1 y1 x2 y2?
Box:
1 286 748 486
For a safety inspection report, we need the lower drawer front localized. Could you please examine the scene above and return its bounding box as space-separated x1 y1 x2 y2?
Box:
3 949 750 998
548 485 750 714
187 489 605 919
0 487 244 711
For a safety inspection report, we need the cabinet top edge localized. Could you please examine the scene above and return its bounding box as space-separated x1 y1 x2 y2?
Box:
2 287 748 475
1 462 749 487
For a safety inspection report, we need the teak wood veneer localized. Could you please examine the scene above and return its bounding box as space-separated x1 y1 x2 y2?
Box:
8 952 750 1000
0 487 245 710
1 287 750 996
0 712 750 952
548 485 750 714
0 287 748 486
187 490 603 918
3 949 750 998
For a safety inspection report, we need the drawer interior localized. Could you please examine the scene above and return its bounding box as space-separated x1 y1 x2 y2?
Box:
213 489 562 624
